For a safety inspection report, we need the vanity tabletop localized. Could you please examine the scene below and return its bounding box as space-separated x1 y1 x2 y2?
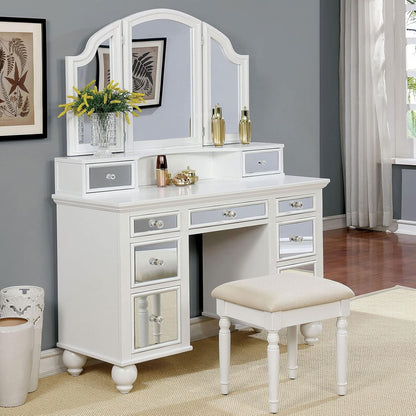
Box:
53 174 329 211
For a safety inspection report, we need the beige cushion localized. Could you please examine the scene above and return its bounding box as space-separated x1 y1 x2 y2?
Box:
211 271 355 312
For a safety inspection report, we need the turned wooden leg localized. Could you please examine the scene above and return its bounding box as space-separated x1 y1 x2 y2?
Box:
111 364 138 394
62 350 87 377
300 321 322 345
336 316 348 395
219 316 231 395
287 325 298 379
267 331 279 414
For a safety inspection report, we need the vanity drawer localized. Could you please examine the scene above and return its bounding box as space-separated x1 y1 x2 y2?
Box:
243 149 282 176
132 286 180 352
130 213 179 237
277 196 315 216
189 201 267 228
86 161 135 193
277 218 315 260
131 240 179 287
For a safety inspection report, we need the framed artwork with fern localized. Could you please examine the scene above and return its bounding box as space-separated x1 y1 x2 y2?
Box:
0 17 46 140
97 37 166 108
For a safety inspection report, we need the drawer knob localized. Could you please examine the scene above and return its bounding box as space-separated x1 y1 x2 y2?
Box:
148 219 165 229
223 209 237 218
290 201 303 209
149 314 164 324
105 173 116 180
149 257 164 266
257 160 267 166
289 235 304 243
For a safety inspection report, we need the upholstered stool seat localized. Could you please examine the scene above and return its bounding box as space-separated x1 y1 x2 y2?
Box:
211 271 355 414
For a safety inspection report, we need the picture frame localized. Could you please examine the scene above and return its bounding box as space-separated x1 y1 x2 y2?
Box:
97 37 166 108
0 17 47 141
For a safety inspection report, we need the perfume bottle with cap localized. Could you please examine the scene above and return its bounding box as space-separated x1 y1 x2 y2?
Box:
156 155 168 187
239 107 252 145
211 104 225 146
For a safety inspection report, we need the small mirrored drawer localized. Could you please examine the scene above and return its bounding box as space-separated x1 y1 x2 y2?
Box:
277 261 316 275
277 196 315 216
278 219 315 260
189 201 267 228
131 240 178 287
86 161 135 193
132 287 180 352
243 149 282 176
130 213 179 237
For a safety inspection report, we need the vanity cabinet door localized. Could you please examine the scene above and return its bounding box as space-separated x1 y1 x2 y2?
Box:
132 287 180 351
131 240 178 287
277 219 315 260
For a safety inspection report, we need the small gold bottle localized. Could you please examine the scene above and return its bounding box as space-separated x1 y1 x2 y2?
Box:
156 155 168 187
211 104 225 146
239 107 252 145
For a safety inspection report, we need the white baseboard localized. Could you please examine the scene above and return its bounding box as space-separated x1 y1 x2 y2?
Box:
323 214 346 231
395 220 416 235
39 317 219 378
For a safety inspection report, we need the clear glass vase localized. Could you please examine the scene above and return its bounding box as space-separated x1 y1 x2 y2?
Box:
90 112 116 157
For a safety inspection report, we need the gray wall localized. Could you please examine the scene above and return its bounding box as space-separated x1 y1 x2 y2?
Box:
0 0 342 349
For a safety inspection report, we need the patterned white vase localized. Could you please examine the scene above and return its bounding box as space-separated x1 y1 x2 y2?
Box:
0 286 44 392
0 317 34 407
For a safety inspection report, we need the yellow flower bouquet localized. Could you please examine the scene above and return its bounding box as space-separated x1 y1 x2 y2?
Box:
58 80 145 124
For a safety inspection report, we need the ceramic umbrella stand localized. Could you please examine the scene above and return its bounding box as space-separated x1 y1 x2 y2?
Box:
0 317 34 407
0 286 44 392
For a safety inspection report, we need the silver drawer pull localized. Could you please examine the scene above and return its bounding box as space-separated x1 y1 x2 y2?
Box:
148 257 164 266
148 219 165 229
149 314 164 324
289 235 304 243
105 173 116 180
257 160 267 166
290 201 303 209
223 209 237 218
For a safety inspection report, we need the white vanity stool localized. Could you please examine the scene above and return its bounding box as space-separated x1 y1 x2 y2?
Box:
211 272 355 414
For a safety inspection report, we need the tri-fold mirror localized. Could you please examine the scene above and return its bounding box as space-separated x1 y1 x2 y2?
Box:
65 9 249 156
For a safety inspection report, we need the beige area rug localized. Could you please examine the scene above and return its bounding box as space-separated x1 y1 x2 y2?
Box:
2 286 415 416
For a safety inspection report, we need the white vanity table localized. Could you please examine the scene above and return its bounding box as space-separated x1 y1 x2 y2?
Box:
53 9 329 393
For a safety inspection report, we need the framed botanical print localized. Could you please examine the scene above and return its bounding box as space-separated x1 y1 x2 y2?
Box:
0 17 47 140
97 37 166 108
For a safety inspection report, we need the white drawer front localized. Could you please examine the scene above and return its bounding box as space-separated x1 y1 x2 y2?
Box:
132 287 180 352
131 240 178 287
277 196 314 216
243 150 282 176
190 201 267 228
278 219 315 260
131 213 179 237
87 161 134 193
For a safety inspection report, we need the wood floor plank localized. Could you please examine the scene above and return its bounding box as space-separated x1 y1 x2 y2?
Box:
323 228 416 295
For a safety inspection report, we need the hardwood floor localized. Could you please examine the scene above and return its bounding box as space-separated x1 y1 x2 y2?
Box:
323 228 416 295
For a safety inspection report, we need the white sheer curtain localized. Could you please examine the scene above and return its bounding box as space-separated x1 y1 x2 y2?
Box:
340 0 396 228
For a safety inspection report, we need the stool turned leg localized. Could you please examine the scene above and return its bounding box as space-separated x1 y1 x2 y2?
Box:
267 331 279 414
336 316 348 395
287 325 298 379
219 317 231 395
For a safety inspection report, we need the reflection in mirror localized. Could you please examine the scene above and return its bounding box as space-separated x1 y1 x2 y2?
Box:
131 20 191 141
210 38 239 137
134 289 179 349
134 241 178 284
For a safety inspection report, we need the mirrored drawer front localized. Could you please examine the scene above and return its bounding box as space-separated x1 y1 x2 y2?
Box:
131 213 179 237
87 161 134 193
243 150 282 176
277 261 316 275
133 288 179 352
277 196 314 216
278 219 314 260
132 241 178 286
190 201 267 228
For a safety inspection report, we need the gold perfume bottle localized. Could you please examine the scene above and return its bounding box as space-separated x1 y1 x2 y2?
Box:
239 107 252 145
211 104 225 146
